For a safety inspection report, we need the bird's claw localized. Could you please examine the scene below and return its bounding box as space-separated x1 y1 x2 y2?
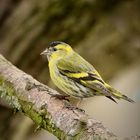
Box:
64 103 85 112
51 94 70 101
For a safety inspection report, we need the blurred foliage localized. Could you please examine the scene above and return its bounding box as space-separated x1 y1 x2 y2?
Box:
0 0 140 139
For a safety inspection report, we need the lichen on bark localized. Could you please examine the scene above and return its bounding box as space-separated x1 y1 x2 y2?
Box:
0 54 119 140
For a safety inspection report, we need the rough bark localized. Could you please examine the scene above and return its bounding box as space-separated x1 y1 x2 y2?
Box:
0 54 119 140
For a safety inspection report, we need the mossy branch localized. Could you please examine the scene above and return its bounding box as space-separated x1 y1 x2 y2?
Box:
0 54 137 140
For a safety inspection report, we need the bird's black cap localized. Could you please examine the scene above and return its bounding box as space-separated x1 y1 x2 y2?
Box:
49 41 64 47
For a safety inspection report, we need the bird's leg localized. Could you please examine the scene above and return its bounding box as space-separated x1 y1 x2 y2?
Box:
64 98 84 112
76 98 83 108
51 94 70 101
64 103 85 112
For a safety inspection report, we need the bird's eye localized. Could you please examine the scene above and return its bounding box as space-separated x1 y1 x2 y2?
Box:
53 48 57 51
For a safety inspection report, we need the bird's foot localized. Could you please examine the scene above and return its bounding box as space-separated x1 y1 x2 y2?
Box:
51 94 70 101
64 102 85 112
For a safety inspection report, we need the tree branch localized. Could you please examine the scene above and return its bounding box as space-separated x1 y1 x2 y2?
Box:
0 54 126 140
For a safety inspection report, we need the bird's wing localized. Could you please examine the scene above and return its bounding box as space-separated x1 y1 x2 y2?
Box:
57 57 112 97
57 53 103 82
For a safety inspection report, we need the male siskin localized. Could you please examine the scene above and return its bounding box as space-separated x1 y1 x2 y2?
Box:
41 41 134 103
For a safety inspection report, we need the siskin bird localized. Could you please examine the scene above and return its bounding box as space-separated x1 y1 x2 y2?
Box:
41 41 134 103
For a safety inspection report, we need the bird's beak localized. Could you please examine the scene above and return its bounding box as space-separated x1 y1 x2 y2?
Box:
40 48 49 56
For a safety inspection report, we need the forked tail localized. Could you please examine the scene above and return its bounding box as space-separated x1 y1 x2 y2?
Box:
105 84 135 103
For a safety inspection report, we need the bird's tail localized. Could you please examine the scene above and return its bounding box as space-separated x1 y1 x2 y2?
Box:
105 84 135 103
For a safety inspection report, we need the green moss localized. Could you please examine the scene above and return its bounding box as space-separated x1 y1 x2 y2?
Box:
0 76 68 139
0 76 21 110
71 122 87 140
20 100 67 140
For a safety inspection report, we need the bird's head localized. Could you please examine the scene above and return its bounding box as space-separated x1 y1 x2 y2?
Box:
41 41 73 61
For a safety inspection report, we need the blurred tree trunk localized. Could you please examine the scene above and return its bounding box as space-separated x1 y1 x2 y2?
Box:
0 0 123 82
0 0 139 82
